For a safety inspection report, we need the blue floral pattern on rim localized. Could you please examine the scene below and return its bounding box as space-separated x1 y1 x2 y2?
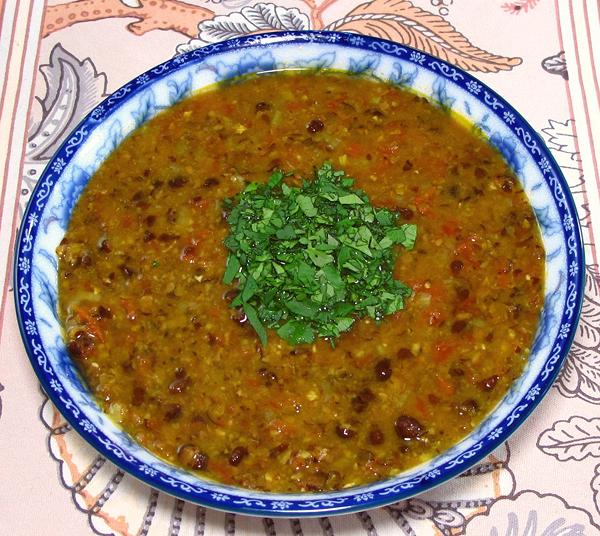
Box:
13 31 584 517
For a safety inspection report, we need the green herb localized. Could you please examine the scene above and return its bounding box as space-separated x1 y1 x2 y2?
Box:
223 163 417 345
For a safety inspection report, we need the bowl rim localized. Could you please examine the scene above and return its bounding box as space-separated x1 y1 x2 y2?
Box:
13 29 585 517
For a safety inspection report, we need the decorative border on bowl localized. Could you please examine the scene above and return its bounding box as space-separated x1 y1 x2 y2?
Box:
13 30 585 517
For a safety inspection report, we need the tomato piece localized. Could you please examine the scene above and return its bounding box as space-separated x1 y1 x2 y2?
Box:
286 100 305 111
441 219 459 236
346 142 363 157
210 460 234 482
120 214 134 228
432 340 455 363
424 309 445 326
435 375 456 397
455 234 481 263
413 187 437 215
414 396 431 418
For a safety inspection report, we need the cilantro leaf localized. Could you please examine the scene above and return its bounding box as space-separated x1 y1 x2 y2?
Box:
277 320 315 345
338 193 364 205
276 224 295 240
400 224 418 250
307 247 334 267
241 275 258 302
222 163 416 345
243 303 268 346
286 300 320 319
297 195 317 217
223 254 240 285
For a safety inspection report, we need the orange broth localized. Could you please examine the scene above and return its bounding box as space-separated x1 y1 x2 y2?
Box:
57 71 544 492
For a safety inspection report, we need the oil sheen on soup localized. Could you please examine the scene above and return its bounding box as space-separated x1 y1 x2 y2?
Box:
57 72 545 492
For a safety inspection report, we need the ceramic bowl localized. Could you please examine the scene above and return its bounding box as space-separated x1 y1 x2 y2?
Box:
14 31 584 516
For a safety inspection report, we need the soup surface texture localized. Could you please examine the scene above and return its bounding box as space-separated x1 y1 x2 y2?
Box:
58 71 544 492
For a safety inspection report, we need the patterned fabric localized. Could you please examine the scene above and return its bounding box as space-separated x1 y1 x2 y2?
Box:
0 1 599 534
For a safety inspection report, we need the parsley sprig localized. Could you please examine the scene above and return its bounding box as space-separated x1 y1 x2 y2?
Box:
223 163 417 346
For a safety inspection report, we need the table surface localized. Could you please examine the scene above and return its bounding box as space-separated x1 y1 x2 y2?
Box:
1 1 600 534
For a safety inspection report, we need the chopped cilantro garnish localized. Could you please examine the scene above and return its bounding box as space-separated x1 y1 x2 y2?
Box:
223 163 417 345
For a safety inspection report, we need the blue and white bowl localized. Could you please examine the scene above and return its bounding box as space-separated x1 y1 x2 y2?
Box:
14 31 584 516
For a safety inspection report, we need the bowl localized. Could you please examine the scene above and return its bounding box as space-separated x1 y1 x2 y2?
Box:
14 31 584 516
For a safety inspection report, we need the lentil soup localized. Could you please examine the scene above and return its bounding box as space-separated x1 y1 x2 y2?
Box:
57 72 544 492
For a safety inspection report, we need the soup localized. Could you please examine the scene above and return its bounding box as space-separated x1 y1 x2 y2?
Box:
57 71 544 492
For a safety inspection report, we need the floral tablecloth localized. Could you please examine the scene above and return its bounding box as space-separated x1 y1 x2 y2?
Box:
1 1 599 534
